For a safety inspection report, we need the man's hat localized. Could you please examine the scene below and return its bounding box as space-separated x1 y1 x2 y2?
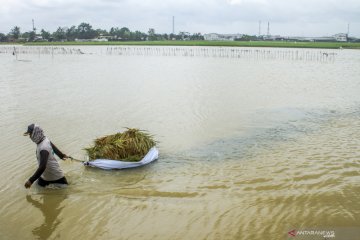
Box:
23 124 35 136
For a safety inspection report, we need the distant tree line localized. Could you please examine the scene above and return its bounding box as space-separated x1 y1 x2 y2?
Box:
0 22 204 42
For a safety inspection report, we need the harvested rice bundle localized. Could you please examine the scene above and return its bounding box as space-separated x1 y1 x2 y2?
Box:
85 128 156 162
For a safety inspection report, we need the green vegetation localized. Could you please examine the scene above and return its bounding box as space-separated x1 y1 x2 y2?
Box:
1 22 203 43
24 40 360 49
1 22 359 49
85 128 156 162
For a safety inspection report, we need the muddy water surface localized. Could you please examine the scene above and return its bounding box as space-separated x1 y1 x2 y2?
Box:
0 46 359 240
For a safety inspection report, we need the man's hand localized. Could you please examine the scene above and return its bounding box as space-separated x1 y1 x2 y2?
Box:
24 180 32 189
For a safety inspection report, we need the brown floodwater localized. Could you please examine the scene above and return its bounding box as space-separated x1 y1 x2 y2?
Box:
0 46 359 240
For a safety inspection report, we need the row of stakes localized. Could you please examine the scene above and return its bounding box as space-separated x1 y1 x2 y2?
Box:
0 46 336 62
0 46 84 56
105 47 336 62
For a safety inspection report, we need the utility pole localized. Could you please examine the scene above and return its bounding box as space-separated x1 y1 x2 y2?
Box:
32 19 36 33
267 21 270 36
258 21 261 36
173 16 175 34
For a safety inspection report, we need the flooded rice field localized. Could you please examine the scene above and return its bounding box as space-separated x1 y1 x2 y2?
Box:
0 46 359 239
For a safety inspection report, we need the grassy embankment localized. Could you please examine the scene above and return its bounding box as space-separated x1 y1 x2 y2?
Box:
23 40 360 49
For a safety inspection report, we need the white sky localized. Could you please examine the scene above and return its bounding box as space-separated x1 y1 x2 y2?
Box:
0 0 359 37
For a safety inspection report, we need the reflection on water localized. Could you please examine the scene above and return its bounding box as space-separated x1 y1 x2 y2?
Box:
0 46 359 239
26 192 67 240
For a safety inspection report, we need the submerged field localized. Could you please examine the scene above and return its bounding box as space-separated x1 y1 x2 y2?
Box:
23 40 360 49
1 46 359 239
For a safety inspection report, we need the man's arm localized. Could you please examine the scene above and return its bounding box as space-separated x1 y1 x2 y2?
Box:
25 150 48 188
50 142 67 159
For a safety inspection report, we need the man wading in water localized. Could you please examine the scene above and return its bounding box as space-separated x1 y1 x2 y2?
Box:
24 124 69 188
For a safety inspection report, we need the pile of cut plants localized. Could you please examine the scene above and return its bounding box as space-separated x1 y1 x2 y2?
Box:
85 128 156 162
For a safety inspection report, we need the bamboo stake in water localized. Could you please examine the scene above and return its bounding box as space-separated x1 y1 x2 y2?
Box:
13 46 18 60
